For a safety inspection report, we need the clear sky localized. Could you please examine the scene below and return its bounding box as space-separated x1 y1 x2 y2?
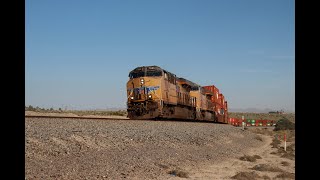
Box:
26 0 295 112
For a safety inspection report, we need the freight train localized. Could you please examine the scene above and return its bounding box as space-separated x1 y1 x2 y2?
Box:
229 118 276 127
126 65 228 123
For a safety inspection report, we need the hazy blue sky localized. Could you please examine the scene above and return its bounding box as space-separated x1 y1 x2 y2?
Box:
26 0 295 112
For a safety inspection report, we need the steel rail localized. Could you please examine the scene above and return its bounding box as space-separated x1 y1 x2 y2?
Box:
24 115 221 124
25 115 129 121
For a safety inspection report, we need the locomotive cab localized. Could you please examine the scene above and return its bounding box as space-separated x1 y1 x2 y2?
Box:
126 66 164 119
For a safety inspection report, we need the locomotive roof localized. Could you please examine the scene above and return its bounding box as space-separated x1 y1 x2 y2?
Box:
177 78 199 88
130 65 177 75
130 66 199 88
131 66 163 72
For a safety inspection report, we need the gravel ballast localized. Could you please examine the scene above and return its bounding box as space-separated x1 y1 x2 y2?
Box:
25 117 264 179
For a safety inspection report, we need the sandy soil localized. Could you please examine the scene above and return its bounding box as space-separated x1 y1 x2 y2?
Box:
25 117 294 180
182 132 295 179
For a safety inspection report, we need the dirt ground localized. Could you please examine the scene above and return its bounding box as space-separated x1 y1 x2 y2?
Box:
185 129 295 180
25 115 294 180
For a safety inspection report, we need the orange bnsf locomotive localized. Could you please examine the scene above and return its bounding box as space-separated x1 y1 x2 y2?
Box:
126 65 228 123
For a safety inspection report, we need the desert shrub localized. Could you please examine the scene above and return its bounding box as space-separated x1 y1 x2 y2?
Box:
26 105 35 111
281 161 290 166
275 172 295 179
254 135 263 141
274 118 295 131
108 110 127 116
281 152 295 160
239 155 261 162
65 110 127 117
240 155 256 162
168 169 188 178
286 143 295 152
271 138 281 148
261 175 271 180
231 171 260 180
253 155 262 159
250 164 283 172
287 130 295 142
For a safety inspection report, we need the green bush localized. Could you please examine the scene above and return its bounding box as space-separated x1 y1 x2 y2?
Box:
274 118 295 131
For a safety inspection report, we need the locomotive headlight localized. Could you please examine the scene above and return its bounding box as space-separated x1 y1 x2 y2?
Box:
140 78 144 85
148 94 152 98
130 97 134 100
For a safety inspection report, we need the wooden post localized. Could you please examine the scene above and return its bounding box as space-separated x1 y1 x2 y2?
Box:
284 133 286 151
242 116 245 130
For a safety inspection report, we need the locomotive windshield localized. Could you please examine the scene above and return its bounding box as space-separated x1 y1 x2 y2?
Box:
129 66 163 79
129 71 145 78
146 71 162 77
191 86 199 91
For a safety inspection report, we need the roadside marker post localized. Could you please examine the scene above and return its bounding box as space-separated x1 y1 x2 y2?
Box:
242 116 245 130
284 133 287 151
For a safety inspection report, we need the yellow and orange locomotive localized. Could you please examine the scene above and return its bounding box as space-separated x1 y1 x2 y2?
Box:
126 65 228 122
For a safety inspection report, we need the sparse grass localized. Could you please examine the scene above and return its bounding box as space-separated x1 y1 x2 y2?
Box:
273 130 295 142
288 130 295 142
278 130 295 142
239 155 262 162
271 138 281 148
248 128 274 136
247 124 296 161
270 147 295 160
278 143 295 153
270 130 295 160
287 143 295 152
250 164 284 172
25 107 128 117
275 172 295 179
281 152 295 160
168 169 189 178
68 110 127 116
271 142 295 160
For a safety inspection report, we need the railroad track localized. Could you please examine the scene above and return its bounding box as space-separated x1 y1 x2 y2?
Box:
25 115 276 128
25 115 130 121
25 115 221 124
